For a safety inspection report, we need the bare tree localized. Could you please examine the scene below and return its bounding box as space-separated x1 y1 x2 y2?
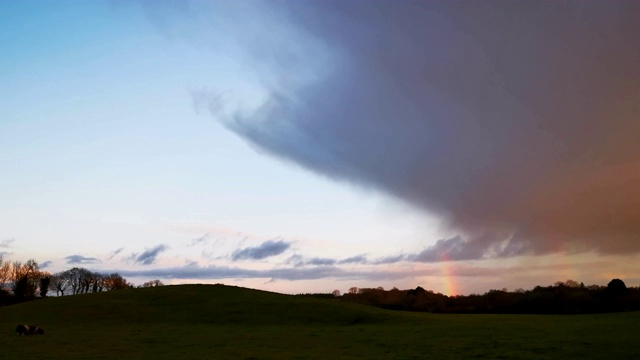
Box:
104 273 130 290
142 279 164 288
52 271 72 296
0 257 11 290
91 272 106 293
11 259 47 300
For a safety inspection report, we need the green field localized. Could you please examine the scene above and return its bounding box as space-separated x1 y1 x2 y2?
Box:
1 284 637 359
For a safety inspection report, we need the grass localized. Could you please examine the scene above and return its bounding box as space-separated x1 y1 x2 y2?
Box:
1 284 638 359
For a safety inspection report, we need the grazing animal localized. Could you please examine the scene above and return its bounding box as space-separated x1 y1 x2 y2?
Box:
15 324 44 335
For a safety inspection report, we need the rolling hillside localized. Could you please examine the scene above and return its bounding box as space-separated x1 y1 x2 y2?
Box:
1 285 638 359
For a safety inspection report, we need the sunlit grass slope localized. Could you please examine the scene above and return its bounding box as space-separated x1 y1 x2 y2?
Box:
1 284 638 359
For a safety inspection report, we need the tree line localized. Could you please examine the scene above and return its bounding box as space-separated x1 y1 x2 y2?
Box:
325 279 640 314
0 257 141 306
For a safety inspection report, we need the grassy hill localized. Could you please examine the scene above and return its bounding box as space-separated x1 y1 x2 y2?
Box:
1 284 638 359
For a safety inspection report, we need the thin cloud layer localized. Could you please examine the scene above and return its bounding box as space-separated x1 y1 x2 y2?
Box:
65 255 100 265
102 260 605 283
195 1 640 260
232 239 290 261
288 254 369 267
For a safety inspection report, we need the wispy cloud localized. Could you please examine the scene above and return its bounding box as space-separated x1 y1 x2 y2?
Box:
0 238 15 248
107 247 124 260
189 233 210 246
231 239 290 261
65 255 100 265
40 260 53 269
132 245 169 265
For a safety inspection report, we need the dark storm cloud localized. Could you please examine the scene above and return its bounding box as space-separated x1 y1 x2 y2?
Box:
133 245 169 265
65 255 100 265
231 239 290 261
195 0 640 260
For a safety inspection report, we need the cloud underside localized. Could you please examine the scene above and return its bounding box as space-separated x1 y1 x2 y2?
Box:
191 1 640 260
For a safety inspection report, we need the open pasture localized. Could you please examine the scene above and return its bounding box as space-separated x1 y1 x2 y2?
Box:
1 285 637 359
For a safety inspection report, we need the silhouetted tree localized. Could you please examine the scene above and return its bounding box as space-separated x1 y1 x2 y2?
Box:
607 279 627 294
0 257 11 290
39 276 51 297
91 272 106 293
13 276 33 301
11 259 46 299
52 271 71 296
104 273 130 290
337 279 640 314
142 279 164 287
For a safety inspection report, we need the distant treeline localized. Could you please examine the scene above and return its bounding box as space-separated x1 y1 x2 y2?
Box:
302 279 640 314
0 257 164 306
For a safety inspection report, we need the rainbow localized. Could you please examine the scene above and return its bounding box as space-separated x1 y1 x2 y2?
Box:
439 254 458 296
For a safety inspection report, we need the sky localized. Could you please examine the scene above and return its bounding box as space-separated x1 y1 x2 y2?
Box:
1 0 639 295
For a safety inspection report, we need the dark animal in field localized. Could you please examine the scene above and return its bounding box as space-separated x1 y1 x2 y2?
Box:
15 324 44 335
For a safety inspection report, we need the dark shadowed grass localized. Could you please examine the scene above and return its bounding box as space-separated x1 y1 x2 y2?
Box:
1 284 638 359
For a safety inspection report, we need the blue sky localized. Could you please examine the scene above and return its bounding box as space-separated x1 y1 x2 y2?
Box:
0 1 444 293
2 1 640 294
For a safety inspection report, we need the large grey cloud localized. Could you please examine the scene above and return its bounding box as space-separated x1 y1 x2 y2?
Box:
191 1 640 260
